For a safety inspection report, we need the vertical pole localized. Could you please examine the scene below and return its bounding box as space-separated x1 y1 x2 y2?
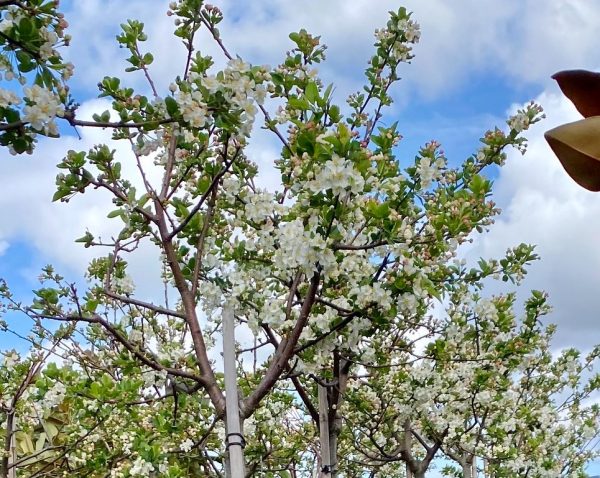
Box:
318 384 331 477
328 428 338 477
223 302 245 478
404 420 413 478
7 413 16 478
463 459 472 478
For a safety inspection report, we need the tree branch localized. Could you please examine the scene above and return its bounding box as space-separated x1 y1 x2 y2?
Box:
33 312 207 386
332 240 387 251
241 271 321 417
168 146 239 240
155 199 225 413
294 312 358 354
261 324 320 423
102 290 186 319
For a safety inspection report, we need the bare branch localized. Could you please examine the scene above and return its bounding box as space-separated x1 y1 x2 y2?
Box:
332 240 387 251
33 312 207 386
102 290 186 319
168 146 240 240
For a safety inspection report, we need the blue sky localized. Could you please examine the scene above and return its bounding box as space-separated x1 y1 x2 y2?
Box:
2 0 600 474
3 0 593 349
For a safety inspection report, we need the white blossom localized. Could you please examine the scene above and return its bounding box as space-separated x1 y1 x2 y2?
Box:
129 457 155 477
23 85 63 134
180 438 194 452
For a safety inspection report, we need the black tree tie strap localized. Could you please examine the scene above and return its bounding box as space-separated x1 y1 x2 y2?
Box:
225 432 246 450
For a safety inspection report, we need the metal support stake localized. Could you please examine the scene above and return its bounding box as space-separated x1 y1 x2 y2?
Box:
223 302 245 478
318 384 331 477
8 413 16 478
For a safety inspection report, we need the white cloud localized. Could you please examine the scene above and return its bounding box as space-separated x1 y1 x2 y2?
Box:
62 0 177 94
0 0 600 340
468 88 600 350
56 0 600 123
0 98 168 303
5 0 600 350
213 0 600 100
398 0 600 98
495 2 600 84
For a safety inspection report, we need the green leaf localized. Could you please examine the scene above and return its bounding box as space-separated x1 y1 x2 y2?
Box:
197 177 211 194
109 77 121 91
35 433 47 452
323 83 333 101
75 231 94 245
288 96 310 111
34 288 59 304
296 131 315 155
142 52 154 65
127 186 137 203
4 107 21 123
12 137 30 153
18 17 35 39
328 104 341 123
45 422 59 440
371 134 386 149
85 299 99 313
469 174 490 195
107 209 123 219
16 432 35 455
112 162 122 179
288 32 300 45
367 202 390 219
138 193 150 207
90 381 102 398
164 96 179 117
52 189 71 202
16 50 35 72
338 122 351 146
305 81 318 104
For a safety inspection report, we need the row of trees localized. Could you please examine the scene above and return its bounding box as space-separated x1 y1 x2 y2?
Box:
0 1 599 476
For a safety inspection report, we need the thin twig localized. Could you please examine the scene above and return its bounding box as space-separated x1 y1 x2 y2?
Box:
33 312 207 386
168 146 240 240
102 290 186 319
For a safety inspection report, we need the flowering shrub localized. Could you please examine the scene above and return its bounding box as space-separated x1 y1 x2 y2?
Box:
0 1 598 477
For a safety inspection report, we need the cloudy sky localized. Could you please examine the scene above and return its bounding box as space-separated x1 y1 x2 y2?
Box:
2 0 600 473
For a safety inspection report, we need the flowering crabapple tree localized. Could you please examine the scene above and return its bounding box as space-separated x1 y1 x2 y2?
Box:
341 291 600 477
1 1 599 477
